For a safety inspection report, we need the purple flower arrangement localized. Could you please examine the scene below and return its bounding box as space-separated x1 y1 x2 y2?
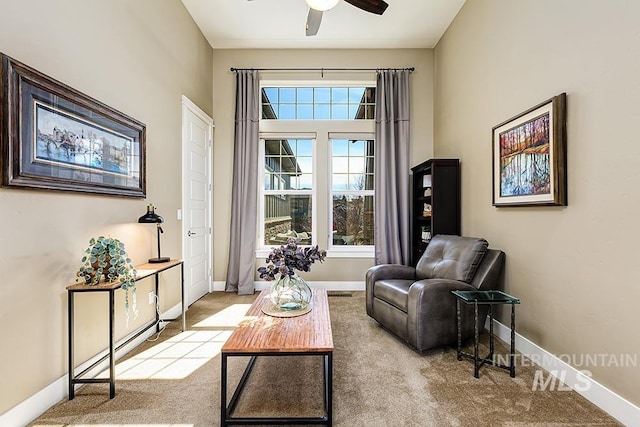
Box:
258 237 327 281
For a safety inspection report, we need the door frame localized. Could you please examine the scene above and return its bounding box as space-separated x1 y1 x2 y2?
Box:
181 95 214 304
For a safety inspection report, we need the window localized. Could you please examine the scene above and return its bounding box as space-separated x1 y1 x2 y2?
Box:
262 87 375 120
258 83 375 257
330 137 374 247
262 138 314 246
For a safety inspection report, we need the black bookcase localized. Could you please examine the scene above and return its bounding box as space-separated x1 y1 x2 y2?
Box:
411 158 461 265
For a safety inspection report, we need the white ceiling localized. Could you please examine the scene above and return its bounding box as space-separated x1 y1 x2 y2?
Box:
181 0 466 49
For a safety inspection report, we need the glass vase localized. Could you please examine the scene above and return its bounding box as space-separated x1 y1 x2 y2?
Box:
269 273 312 310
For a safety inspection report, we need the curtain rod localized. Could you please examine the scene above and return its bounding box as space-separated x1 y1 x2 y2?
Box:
230 67 414 73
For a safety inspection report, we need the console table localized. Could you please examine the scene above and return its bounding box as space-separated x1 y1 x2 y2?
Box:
451 290 520 378
67 259 184 399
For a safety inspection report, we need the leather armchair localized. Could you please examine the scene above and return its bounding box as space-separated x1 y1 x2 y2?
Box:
365 235 505 352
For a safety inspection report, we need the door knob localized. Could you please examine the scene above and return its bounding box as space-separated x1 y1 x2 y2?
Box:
188 231 197 237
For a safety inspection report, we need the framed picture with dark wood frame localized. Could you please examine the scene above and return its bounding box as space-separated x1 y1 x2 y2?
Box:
492 93 567 207
1 53 146 198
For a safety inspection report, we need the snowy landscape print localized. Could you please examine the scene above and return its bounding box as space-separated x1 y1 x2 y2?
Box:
34 102 133 176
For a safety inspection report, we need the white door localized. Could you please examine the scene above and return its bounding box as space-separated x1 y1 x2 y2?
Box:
182 96 213 306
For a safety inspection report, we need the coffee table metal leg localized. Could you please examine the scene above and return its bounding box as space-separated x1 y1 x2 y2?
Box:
473 301 479 378
456 299 462 361
488 303 494 361
220 353 227 426
510 303 516 378
326 352 333 426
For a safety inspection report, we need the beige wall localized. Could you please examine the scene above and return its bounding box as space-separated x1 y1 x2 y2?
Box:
0 0 212 415
212 48 433 282
435 0 640 406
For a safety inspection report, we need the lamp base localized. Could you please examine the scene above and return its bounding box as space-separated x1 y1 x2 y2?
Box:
148 257 171 264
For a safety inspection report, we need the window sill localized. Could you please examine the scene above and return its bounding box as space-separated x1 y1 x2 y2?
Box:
255 248 374 259
326 248 374 259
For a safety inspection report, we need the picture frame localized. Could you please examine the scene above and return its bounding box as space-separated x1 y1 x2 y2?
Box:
492 93 566 207
1 53 146 198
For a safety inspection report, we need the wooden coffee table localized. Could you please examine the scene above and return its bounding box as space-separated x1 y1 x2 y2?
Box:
220 289 334 426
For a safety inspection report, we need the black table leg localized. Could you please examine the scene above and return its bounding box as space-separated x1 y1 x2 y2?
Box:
473 301 479 378
326 352 333 426
510 303 516 378
109 290 115 399
221 353 227 426
456 299 462 361
180 262 186 332
488 303 494 361
68 291 74 400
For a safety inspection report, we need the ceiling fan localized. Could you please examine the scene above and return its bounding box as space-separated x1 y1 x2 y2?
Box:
305 0 389 36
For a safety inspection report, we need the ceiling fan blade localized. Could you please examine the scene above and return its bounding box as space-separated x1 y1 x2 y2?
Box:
344 0 389 15
306 8 323 36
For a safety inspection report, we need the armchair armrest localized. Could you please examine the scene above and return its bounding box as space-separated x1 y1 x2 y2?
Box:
407 279 476 350
365 264 416 316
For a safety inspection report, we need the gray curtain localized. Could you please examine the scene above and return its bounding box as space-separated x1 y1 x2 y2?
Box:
374 70 411 265
225 70 260 294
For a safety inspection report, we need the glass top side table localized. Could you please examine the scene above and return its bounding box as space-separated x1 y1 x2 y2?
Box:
451 290 520 378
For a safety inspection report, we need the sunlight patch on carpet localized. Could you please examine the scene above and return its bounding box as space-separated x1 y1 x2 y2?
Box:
95 330 231 380
192 303 252 328
32 424 194 427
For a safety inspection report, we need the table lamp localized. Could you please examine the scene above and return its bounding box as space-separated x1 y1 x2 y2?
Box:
138 204 170 263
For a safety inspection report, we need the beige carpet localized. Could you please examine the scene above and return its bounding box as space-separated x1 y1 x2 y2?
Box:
31 291 620 426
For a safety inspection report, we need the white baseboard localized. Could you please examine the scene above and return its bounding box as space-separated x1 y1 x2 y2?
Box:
491 319 640 426
0 302 182 427
213 280 365 292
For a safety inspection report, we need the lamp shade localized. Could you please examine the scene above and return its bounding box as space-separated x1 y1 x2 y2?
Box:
138 204 164 224
305 0 340 11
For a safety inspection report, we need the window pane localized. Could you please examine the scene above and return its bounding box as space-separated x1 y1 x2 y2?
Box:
297 88 313 103
364 87 376 103
331 104 349 120
314 87 330 103
314 104 330 120
280 88 295 103
332 174 349 191
332 139 348 156
296 157 313 173
264 172 271 190
298 174 313 189
332 195 374 246
279 104 295 119
348 87 365 103
332 157 348 174
365 105 375 120
331 87 348 104
265 140 281 155
296 139 313 156
349 157 365 174
263 88 278 103
349 140 365 155
296 104 313 120
364 174 374 191
348 104 360 120
264 195 312 245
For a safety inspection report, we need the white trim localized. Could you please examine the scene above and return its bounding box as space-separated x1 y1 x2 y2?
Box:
0 302 183 426
325 249 374 258
261 80 376 88
213 280 365 292
181 95 214 126
491 319 640 426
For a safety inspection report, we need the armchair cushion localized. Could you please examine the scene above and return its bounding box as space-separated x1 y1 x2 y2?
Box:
415 235 488 283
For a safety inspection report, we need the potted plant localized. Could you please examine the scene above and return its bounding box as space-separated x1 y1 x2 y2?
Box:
77 236 138 315
258 237 326 310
